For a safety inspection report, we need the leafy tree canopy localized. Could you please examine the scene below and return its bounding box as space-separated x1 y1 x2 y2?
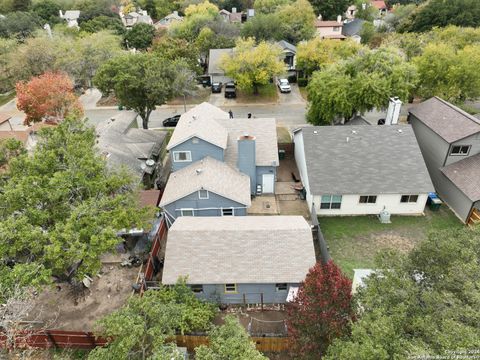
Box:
0 11 41 40
152 35 201 73
79 15 126 35
253 0 291 14
0 117 151 300
309 0 350 20
31 0 62 25
88 279 217 360
195 315 267 360
184 0 219 17
124 22 156 50
326 227 480 359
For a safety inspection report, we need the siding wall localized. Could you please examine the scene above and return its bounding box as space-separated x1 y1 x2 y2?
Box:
194 283 299 304
313 193 429 216
163 191 247 221
170 137 224 171
256 166 277 193
445 133 480 166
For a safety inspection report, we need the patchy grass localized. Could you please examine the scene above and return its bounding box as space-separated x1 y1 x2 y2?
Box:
236 83 279 104
166 87 210 106
319 207 463 278
457 103 479 116
276 126 291 143
0 91 15 107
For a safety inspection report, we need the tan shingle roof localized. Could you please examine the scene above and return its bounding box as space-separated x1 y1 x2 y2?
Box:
441 154 480 201
217 118 279 167
162 216 316 284
315 20 343 27
159 157 251 207
409 97 480 143
167 102 229 150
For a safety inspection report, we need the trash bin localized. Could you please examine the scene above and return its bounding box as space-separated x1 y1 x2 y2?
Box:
427 192 442 211
279 149 286 160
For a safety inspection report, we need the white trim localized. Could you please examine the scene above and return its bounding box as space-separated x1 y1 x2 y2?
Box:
180 208 194 216
198 189 209 199
173 151 192 162
174 206 247 213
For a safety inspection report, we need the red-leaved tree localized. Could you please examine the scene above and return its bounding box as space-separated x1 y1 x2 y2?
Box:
16 72 84 125
286 260 354 359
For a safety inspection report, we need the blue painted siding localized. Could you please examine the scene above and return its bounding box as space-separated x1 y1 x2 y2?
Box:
193 283 299 304
238 138 256 194
256 166 277 187
163 190 247 221
170 137 224 171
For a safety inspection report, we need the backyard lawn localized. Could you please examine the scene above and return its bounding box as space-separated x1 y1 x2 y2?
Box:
236 83 279 104
319 207 463 278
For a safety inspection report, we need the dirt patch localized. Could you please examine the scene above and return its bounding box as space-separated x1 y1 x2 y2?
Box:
362 231 418 254
96 94 118 107
213 308 288 336
29 264 139 331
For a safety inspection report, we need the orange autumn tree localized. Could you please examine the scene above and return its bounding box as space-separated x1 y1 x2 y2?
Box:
16 72 83 125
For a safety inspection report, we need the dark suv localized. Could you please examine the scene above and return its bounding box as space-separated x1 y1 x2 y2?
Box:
224 82 236 98
162 114 181 127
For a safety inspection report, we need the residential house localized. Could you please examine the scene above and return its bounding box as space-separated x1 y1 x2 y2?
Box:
159 156 251 224
119 7 153 28
276 40 297 74
342 18 366 43
228 7 243 23
345 4 357 20
293 125 434 215
0 121 56 150
372 0 388 16
155 11 183 29
162 216 316 304
96 112 167 188
219 9 231 22
315 18 346 40
408 97 480 224
207 48 234 84
59 10 80 28
166 102 279 195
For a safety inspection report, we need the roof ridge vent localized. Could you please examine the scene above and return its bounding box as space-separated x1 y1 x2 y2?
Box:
196 169 203 175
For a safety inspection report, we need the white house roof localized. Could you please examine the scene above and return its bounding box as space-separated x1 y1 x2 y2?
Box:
63 10 80 19
162 216 316 285
166 102 229 150
159 156 251 207
297 125 434 195
217 118 279 167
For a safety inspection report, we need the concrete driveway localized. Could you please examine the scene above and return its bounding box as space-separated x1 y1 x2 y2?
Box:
277 84 305 105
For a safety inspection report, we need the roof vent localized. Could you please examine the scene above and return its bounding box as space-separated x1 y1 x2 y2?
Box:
196 169 203 175
192 115 197 121
346 136 350 143
313 130 318 134
351 130 357 134
146 159 155 167
398 129 403 133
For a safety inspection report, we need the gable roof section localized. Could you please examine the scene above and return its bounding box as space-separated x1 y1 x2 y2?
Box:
342 19 365 36
277 40 296 53
167 102 229 150
162 216 315 284
208 48 234 75
372 0 387 9
315 20 343 28
217 118 279 167
299 125 434 195
409 97 480 143
159 156 251 207
441 154 480 202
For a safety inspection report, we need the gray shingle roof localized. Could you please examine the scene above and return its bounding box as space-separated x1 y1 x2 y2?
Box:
159 156 251 207
208 48 233 75
167 102 229 150
217 118 279 167
298 125 434 195
277 40 296 53
409 97 480 143
441 153 480 201
162 216 316 285
342 19 365 36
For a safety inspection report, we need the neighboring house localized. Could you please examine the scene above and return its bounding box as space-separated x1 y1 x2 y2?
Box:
342 18 366 43
155 10 183 29
162 216 316 304
166 102 279 195
293 125 434 216
409 97 480 224
218 9 231 22
119 7 153 28
159 156 251 224
207 48 234 83
276 40 297 73
228 7 243 23
372 0 388 16
315 19 346 40
345 4 357 20
96 112 167 188
0 121 56 150
59 10 80 28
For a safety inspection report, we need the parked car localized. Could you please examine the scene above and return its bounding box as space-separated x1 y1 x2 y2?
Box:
162 114 181 127
211 82 222 93
196 75 212 88
225 82 236 98
277 78 291 93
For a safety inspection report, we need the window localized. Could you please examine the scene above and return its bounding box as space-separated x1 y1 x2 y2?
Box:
450 145 470 156
320 195 342 209
190 285 203 293
401 195 418 203
224 284 237 293
276 283 288 292
359 195 377 204
173 151 192 162
222 208 234 216
180 209 194 216
198 190 209 199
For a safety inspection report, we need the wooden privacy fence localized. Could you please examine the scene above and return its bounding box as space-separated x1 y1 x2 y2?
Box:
0 330 290 353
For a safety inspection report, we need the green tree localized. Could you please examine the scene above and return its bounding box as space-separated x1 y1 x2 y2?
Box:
0 118 151 299
31 0 62 25
79 15 126 35
277 0 316 44
326 227 480 359
0 138 24 168
221 37 285 94
359 21 375 45
0 11 41 39
152 35 201 73
240 13 286 41
169 12 214 41
195 316 267 360
94 53 191 129
11 0 30 11
184 0 219 17
253 0 291 13
195 26 236 58
307 47 417 124
309 0 350 19
88 280 216 360
0 38 17 92
124 22 156 50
